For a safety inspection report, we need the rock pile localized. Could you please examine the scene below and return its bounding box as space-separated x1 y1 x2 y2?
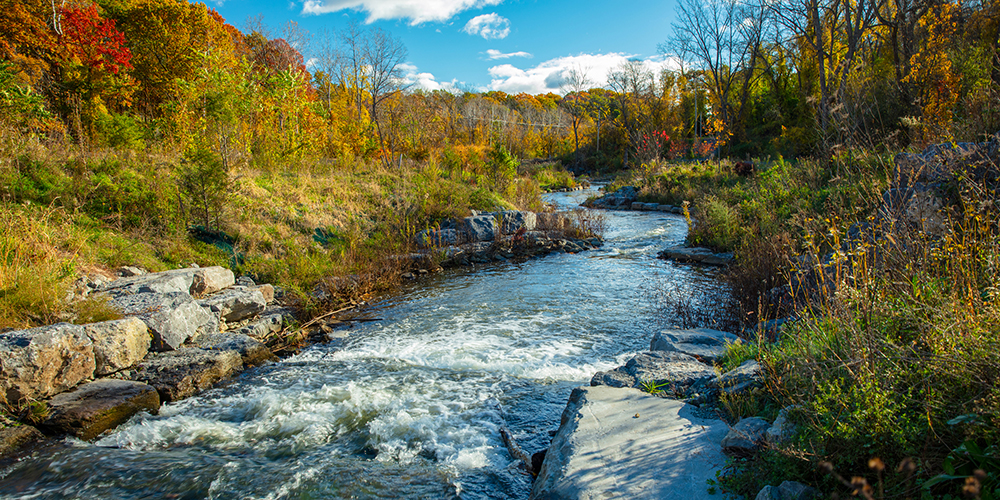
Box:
0 266 287 451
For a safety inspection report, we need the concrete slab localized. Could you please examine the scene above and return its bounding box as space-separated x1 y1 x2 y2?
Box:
531 385 728 500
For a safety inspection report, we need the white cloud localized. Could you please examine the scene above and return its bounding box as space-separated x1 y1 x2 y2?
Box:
485 49 532 60
487 53 680 95
462 13 511 39
399 62 461 92
301 0 503 25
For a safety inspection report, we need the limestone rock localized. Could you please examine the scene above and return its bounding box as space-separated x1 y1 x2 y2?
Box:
586 186 638 209
199 287 267 323
231 313 285 340
495 211 537 233
195 332 275 367
189 267 235 296
658 247 734 266
530 386 728 500
415 228 460 249
756 481 818 500
84 317 150 376
101 267 234 297
41 379 159 440
590 351 716 395
722 417 771 455
111 292 219 352
711 359 763 395
0 324 95 403
130 348 243 402
766 407 798 445
650 328 742 364
0 425 43 458
457 216 497 242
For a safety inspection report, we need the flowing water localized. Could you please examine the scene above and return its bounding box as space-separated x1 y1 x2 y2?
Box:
0 189 725 500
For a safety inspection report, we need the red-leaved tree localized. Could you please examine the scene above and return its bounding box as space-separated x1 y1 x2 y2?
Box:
60 4 132 75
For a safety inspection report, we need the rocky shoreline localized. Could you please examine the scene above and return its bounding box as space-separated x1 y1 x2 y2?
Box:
529 328 814 500
0 208 603 463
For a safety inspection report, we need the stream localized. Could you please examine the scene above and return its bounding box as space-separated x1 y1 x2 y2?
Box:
0 188 725 499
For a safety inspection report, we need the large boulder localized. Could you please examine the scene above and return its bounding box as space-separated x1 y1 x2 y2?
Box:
41 379 160 440
199 287 267 324
194 332 275 367
84 317 150 376
130 348 243 403
495 211 537 233
650 328 742 364
657 247 734 266
100 267 234 297
722 417 771 455
530 386 728 500
457 216 497 242
587 186 638 209
110 292 219 352
0 324 95 403
590 351 717 395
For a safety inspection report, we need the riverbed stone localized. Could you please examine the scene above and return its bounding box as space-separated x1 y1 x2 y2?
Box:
41 379 160 440
130 348 243 403
722 417 771 455
0 323 95 404
530 386 728 500
590 351 717 395
495 211 537 233
84 317 150 376
110 292 219 352
586 186 638 209
458 216 497 242
650 328 742 364
657 246 734 266
199 287 267 324
231 313 285 340
0 425 44 458
195 332 275 367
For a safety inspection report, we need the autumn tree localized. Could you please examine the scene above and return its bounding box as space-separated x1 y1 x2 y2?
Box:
905 1 961 143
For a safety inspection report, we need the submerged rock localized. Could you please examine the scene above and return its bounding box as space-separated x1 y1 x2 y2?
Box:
0 425 44 458
41 379 159 440
657 246 734 266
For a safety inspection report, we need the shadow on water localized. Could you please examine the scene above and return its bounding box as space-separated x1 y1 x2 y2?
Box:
0 187 730 500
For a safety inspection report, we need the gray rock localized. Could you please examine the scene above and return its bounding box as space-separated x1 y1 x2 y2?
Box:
657 204 675 212
657 246 734 266
101 267 234 297
530 386 728 500
199 288 267 324
458 216 497 242
130 348 243 403
0 323 95 403
722 417 771 455
255 284 275 304
495 211 537 233
117 266 146 278
766 407 798 445
756 481 819 500
111 292 219 352
236 276 256 287
41 379 159 440
650 328 742 364
190 267 235 296
712 359 763 393
195 332 275 367
587 186 638 209
630 201 646 211
84 317 151 376
232 313 285 339
590 351 717 395
415 228 461 248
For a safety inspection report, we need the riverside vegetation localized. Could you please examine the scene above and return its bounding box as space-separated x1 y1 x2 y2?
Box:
610 147 1000 499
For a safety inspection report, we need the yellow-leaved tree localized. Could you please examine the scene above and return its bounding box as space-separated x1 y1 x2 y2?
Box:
906 1 962 144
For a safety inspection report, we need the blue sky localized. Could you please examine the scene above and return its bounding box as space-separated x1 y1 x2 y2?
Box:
210 0 679 94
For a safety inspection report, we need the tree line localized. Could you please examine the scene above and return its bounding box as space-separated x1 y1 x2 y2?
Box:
1 0 998 172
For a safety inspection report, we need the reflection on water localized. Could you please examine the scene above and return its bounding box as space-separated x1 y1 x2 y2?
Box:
0 188 725 500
